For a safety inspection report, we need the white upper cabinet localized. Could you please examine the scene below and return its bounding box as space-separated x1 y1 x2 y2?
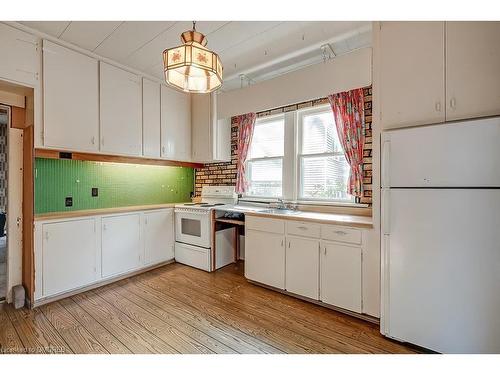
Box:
0 23 39 86
378 22 445 129
100 62 142 156
446 22 500 121
43 40 99 151
192 92 231 163
142 78 161 158
160 85 191 161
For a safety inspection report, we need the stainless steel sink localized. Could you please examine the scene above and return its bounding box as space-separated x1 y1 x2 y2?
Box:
261 208 301 215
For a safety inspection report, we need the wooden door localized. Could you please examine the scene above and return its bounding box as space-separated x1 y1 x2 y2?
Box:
43 40 99 151
321 241 362 313
101 213 141 277
285 236 320 300
143 209 174 265
100 62 142 156
379 22 445 129
446 21 500 121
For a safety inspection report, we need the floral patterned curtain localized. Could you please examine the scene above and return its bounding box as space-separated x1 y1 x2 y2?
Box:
328 88 365 198
235 112 257 194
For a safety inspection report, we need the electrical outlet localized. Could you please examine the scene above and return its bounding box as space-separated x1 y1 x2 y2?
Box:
65 197 73 207
92 187 98 197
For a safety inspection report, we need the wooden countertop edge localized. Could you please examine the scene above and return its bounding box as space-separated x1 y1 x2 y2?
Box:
34 203 180 221
244 211 373 229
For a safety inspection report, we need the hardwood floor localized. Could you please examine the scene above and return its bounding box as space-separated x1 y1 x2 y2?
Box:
0 262 420 354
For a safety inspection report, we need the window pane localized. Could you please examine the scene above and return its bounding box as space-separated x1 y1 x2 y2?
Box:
300 155 352 201
301 110 343 154
247 159 282 197
249 118 284 158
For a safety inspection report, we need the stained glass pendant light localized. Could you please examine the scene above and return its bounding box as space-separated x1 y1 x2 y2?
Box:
163 21 223 93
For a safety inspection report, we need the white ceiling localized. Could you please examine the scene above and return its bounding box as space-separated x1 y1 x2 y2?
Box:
20 21 371 91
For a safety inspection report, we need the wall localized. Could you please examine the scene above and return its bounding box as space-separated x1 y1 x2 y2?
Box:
0 123 6 212
217 47 372 119
35 158 194 214
195 87 373 206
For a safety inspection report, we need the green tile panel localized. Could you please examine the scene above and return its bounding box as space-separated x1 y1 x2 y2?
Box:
35 158 194 214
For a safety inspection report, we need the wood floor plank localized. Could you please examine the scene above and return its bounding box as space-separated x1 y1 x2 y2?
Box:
58 298 132 354
207 264 418 354
136 269 332 353
117 278 282 354
109 283 238 354
71 291 172 354
174 264 413 354
1 262 420 354
5 304 72 354
92 286 214 354
0 304 24 353
39 302 109 354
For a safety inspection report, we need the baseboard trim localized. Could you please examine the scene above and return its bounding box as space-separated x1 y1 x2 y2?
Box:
32 259 175 308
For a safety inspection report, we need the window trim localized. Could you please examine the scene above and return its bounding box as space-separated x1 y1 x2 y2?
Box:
244 113 286 199
243 105 357 205
296 105 355 203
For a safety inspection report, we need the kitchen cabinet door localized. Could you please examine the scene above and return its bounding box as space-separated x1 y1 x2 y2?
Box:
101 213 142 278
42 218 97 297
100 62 142 156
160 85 191 161
144 209 174 265
43 40 99 151
0 23 39 86
142 78 161 158
446 22 500 121
286 236 320 300
379 22 445 129
321 241 362 313
191 93 212 162
245 229 285 289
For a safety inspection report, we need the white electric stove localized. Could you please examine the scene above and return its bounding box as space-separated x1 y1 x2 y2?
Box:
174 186 237 271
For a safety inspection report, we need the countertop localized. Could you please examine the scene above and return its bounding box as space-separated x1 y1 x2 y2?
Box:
218 205 373 229
34 203 180 221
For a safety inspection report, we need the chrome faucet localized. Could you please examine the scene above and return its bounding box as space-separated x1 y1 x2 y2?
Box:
276 198 287 209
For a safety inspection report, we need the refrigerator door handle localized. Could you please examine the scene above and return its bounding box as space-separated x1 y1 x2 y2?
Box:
381 139 391 188
382 189 390 235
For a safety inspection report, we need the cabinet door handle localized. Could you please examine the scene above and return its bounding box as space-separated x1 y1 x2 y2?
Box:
297 226 308 230
281 239 283 247
450 98 456 109
44 231 49 241
435 101 441 112
91 136 95 145
334 230 347 236
101 138 105 146
288 241 290 248
324 247 327 255
103 224 107 231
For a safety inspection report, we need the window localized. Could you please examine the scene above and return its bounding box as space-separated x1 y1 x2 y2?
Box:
298 108 352 202
244 105 354 204
245 115 285 198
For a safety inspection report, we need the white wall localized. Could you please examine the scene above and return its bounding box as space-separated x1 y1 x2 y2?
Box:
217 47 372 119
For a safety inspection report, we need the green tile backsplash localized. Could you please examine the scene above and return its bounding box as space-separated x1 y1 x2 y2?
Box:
35 158 194 214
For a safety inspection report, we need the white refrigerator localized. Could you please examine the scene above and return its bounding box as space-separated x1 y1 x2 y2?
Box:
381 117 500 353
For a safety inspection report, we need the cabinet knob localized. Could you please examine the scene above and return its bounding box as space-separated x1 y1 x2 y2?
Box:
450 98 457 109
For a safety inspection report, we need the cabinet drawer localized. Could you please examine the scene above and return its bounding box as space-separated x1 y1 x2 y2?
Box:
286 221 320 238
246 216 285 234
321 225 361 244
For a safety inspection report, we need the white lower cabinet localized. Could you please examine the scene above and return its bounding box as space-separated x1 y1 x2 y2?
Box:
244 216 366 316
144 209 174 265
42 218 98 297
285 236 320 300
34 208 175 303
102 213 142 278
320 241 362 313
245 229 285 290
